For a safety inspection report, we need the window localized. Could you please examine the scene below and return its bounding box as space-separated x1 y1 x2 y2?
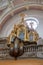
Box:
24 17 39 30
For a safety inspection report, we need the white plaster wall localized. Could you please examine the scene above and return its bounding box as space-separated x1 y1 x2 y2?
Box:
0 10 43 39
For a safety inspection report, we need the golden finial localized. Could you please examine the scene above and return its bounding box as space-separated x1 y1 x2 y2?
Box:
19 13 25 17
19 13 26 23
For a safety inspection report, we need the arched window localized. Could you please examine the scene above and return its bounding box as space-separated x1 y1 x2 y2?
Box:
24 17 39 30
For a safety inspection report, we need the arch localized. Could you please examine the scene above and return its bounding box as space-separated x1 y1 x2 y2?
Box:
0 5 43 30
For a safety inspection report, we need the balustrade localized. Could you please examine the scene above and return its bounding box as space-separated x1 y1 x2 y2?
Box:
24 45 43 52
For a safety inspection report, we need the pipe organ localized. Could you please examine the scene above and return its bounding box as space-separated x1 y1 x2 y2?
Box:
0 13 43 60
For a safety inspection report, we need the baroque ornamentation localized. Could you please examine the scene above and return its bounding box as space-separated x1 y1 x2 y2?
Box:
7 13 39 59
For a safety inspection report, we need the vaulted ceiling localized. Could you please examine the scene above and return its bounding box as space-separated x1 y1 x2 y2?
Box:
0 0 43 38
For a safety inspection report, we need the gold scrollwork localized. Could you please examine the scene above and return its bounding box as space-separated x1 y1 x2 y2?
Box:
7 13 39 45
